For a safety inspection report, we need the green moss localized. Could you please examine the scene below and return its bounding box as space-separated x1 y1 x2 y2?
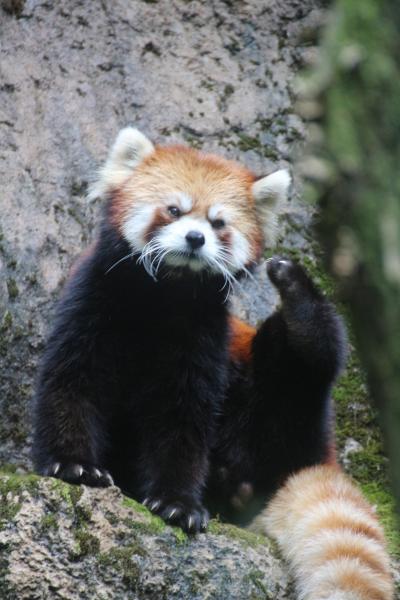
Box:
122 496 166 535
39 513 58 533
244 569 272 599
70 528 100 560
0 472 41 529
98 547 142 588
208 519 266 548
0 312 12 331
361 482 400 559
236 133 262 152
232 131 279 158
50 479 83 507
0 472 41 496
7 279 18 300
48 479 100 560
126 516 166 536
0 495 21 527
122 496 189 542
171 526 188 544
333 356 389 487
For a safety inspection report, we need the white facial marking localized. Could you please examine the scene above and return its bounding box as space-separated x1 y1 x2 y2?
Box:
123 203 252 284
164 192 192 213
230 229 251 270
157 215 219 266
177 192 192 213
208 204 225 221
122 204 157 252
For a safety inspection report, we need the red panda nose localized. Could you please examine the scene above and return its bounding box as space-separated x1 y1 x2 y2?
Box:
186 230 205 250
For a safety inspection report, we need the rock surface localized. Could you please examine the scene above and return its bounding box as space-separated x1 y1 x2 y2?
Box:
0 0 324 465
1 0 398 598
0 473 291 599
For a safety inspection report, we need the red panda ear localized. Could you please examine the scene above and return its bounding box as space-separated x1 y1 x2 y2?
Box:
251 169 291 247
88 127 155 200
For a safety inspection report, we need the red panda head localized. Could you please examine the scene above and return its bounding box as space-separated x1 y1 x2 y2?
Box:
90 127 291 280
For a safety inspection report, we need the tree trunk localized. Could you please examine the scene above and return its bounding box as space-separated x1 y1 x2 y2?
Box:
301 0 400 509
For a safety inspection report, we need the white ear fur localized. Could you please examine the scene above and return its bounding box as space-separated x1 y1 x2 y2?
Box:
252 169 291 206
88 127 155 200
252 169 291 247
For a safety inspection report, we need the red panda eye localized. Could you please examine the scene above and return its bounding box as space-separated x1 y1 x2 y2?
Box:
168 206 181 218
212 218 225 230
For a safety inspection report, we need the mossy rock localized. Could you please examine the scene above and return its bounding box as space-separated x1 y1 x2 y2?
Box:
0 474 291 599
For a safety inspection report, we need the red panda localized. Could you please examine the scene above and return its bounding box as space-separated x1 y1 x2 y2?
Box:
33 128 394 599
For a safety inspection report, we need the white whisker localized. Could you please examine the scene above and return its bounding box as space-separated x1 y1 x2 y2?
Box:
154 249 170 275
105 252 134 275
138 239 162 280
204 255 235 302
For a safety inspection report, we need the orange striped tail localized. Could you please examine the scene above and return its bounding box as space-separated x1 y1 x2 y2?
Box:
250 465 394 599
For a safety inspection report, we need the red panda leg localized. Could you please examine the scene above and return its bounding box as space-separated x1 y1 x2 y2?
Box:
241 257 346 489
249 465 394 600
33 386 113 488
210 257 346 519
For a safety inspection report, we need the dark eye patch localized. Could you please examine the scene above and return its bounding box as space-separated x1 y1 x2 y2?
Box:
212 218 226 230
168 206 181 218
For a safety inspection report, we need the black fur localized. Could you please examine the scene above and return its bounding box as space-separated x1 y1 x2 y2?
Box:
33 230 346 532
207 257 346 525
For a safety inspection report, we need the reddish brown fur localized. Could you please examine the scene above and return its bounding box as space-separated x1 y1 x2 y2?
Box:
325 440 338 465
218 228 232 248
310 511 386 544
320 540 390 576
335 570 389 600
144 207 172 243
109 188 129 231
228 317 256 364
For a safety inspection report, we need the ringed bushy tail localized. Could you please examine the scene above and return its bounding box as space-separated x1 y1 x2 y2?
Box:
250 465 394 600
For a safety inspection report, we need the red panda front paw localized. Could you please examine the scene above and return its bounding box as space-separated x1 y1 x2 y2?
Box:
42 461 114 487
143 496 209 533
267 256 316 298
267 256 297 288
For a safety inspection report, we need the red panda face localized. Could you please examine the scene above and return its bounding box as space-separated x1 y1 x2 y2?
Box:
90 128 291 282
113 147 262 280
